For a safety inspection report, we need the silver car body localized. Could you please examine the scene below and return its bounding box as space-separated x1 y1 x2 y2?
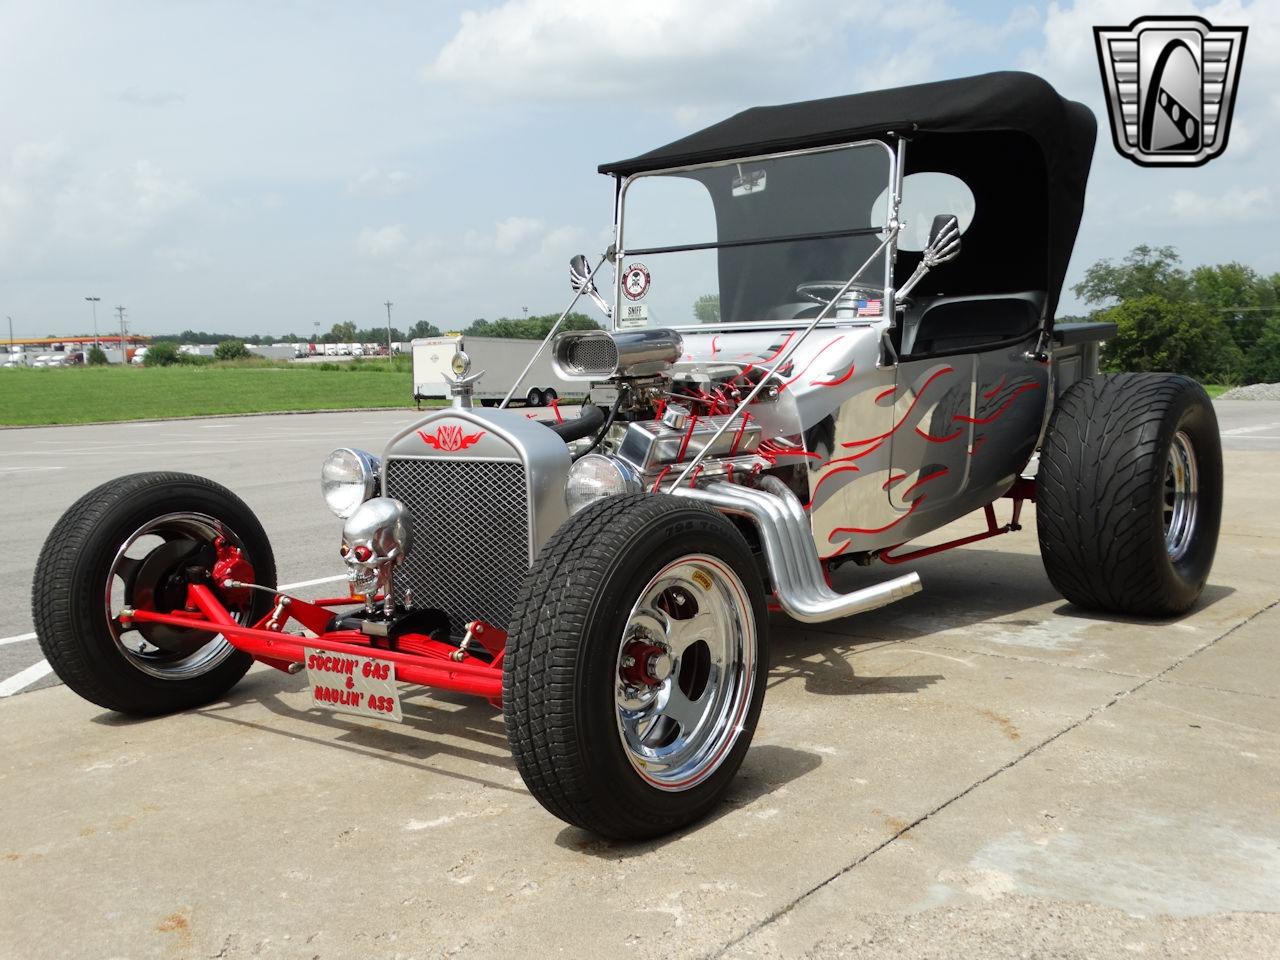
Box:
345 121 1089 631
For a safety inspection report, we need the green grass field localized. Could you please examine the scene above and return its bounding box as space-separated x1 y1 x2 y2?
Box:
0 360 437 426
0 362 1240 427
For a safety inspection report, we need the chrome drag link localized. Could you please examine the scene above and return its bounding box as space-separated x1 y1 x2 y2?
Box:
672 476 921 623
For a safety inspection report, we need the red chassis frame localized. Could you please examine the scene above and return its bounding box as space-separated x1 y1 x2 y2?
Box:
122 480 1035 705
123 584 507 704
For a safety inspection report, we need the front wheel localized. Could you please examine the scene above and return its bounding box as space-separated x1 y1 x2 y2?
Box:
32 472 277 714
504 495 768 839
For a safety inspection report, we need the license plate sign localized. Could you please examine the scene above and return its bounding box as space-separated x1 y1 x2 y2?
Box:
304 649 402 723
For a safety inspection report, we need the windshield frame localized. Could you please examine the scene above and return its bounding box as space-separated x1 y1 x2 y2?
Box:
613 138 900 333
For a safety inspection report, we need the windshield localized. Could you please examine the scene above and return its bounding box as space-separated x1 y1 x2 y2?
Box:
615 141 894 330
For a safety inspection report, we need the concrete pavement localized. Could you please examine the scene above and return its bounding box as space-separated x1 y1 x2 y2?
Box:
0 402 1276 958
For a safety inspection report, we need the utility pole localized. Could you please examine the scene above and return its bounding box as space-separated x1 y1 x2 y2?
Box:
85 296 101 347
383 300 394 362
6 315 13 354
116 306 127 364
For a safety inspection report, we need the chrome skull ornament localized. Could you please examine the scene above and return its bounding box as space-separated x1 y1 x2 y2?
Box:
340 497 414 614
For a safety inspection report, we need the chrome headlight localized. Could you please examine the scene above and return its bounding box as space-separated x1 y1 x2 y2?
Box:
565 454 642 515
321 448 381 519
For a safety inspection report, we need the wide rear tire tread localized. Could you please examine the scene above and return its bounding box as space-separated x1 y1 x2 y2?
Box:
1036 374 1222 616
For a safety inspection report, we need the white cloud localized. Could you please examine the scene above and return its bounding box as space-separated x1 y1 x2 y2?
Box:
427 0 864 104
152 245 209 273
347 167 413 198
428 0 1042 109
0 143 199 266
490 216 543 254
1170 185 1274 222
539 224 586 255
356 224 409 258
352 215 598 326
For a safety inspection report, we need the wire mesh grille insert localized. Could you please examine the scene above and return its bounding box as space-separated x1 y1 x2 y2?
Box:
565 337 618 374
384 457 529 639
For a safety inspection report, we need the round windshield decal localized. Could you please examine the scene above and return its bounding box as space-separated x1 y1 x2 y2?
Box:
623 263 651 301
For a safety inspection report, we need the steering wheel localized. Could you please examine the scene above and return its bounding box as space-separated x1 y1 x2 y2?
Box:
795 282 883 306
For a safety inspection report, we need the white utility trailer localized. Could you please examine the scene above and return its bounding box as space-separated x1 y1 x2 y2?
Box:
411 336 586 407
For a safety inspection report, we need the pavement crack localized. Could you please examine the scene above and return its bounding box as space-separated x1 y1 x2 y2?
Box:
708 595 1280 959
1154 676 1280 702
926 640 1144 679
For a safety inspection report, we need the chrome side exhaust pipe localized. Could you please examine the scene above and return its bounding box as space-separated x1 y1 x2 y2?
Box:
672 477 921 623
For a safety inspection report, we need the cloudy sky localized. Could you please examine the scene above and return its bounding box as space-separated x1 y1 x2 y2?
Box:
1 0 1275 339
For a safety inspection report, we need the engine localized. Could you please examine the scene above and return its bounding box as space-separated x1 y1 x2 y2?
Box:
551 328 776 511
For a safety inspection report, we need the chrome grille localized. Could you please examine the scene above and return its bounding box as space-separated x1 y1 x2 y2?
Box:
384 457 529 639
566 338 618 374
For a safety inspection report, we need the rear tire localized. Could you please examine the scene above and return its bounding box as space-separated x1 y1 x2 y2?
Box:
32 472 276 714
526 388 545 407
504 495 768 839
1036 374 1222 616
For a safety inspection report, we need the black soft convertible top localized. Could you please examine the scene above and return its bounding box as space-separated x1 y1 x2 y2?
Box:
600 72 1096 320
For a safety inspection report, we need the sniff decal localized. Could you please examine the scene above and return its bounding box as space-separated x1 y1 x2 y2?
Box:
1094 15 1247 167
618 303 650 328
623 263 651 301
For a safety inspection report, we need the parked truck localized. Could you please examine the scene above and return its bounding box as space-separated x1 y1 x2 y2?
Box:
411 335 587 407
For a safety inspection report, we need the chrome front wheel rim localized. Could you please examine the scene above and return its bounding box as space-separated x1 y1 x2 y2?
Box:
104 512 250 679
1163 430 1199 561
614 554 756 792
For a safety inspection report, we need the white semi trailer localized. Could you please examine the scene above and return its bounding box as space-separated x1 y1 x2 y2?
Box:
411 336 587 407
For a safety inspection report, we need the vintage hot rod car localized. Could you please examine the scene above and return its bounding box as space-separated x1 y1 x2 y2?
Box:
34 73 1221 839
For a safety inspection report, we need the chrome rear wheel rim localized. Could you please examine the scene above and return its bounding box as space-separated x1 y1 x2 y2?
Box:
105 512 250 679
614 554 756 792
1163 430 1198 561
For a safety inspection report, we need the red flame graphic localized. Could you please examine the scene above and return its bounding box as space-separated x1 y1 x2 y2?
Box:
418 424 485 451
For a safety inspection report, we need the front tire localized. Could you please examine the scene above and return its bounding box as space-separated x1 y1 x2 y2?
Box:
504 495 768 839
1036 374 1222 616
32 472 277 714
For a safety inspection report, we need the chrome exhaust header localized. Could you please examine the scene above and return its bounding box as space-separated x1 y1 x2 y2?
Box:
672 476 921 623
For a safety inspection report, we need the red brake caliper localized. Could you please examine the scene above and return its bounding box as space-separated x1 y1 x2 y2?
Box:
211 537 255 608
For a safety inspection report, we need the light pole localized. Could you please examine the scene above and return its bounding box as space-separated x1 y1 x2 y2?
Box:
6 315 13 354
383 300 394 362
85 296 101 347
115 306 127 363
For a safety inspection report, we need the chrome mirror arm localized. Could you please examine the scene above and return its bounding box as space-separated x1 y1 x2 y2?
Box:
499 251 610 410
569 253 613 320
583 287 613 320
895 215 960 301
895 261 931 301
670 225 900 488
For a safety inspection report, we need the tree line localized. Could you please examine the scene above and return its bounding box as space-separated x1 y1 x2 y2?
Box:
146 313 603 345
1070 245 1279 385
152 320 445 345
